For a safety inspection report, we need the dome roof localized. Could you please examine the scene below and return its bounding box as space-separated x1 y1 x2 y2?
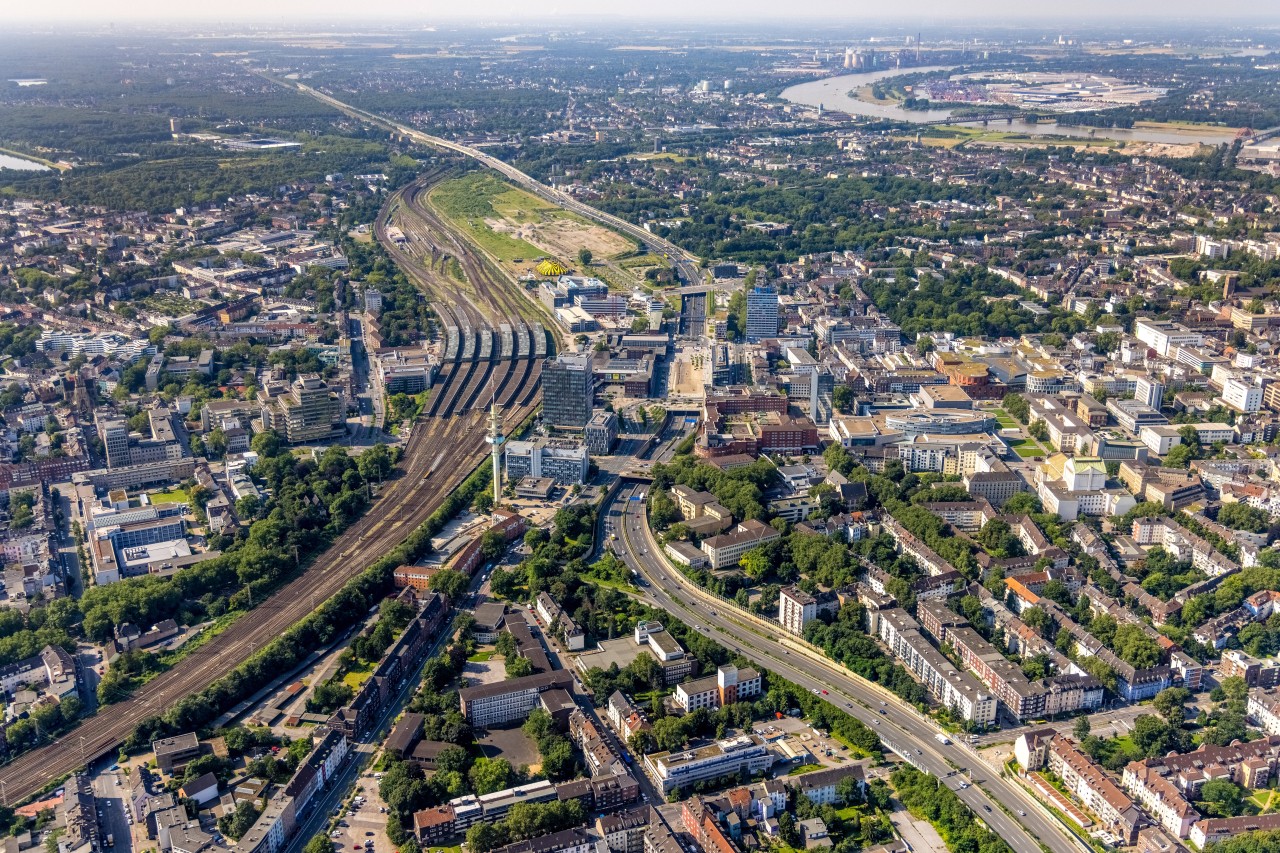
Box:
535 258 566 277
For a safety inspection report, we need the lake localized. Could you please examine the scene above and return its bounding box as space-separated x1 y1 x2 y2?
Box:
0 153 52 171
780 66 1242 146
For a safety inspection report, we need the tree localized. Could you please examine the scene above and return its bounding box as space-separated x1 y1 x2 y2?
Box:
466 823 503 853
357 443 394 483
1002 393 1030 424
652 716 689 752
480 529 506 561
577 248 593 268
1132 714 1185 758
430 569 468 602
469 757 514 795
832 386 854 414
1112 624 1162 669
739 548 770 581
217 800 261 841
304 835 334 853
1164 444 1195 469
1022 606 1048 634
506 655 534 678
1072 715 1091 741
1199 779 1244 818
435 745 470 775
1002 492 1041 515
1217 502 1270 534
1153 687 1190 725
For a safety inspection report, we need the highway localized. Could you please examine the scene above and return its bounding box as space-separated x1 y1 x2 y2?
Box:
602 428 1089 853
281 79 704 287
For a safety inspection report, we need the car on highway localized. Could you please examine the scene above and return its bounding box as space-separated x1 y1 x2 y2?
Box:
821 690 828 695
983 805 991 813
811 689 820 695
1018 810 1026 817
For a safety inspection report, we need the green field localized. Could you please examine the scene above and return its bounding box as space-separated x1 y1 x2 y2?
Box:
467 650 495 662
787 763 821 776
991 408 1021 428
341 661 375 690
429 174 546 263
149 488 191 505
1007 439 1046 459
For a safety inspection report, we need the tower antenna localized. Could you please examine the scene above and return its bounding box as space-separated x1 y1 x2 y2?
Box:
486 383 505 507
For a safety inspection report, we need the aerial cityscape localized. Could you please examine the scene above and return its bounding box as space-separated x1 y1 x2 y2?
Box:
4 8 1280 853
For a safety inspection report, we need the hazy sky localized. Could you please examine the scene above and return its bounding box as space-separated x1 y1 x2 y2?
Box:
7 0 1277 23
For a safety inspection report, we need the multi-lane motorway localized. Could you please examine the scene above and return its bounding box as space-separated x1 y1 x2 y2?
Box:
603 427 1090 853
280 79 703 287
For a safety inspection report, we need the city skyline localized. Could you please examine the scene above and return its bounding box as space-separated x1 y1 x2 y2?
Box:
6 0 1280 24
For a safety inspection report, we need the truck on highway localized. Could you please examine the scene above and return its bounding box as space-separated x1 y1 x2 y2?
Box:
935 733 951 745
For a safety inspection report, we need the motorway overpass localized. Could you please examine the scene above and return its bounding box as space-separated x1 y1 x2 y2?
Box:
285 80 704 286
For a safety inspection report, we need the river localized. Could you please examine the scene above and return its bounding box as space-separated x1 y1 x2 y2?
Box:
0 152 52 171
780 66 1242 146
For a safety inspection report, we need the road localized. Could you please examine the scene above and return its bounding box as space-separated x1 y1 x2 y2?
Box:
280 616 457 853
0 183 546 810
601 426 1090 853
281 79 703 287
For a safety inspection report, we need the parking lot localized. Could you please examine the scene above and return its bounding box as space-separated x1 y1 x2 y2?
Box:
328 771 393 853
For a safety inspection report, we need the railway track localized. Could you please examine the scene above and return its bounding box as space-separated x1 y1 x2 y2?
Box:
1 175 547 806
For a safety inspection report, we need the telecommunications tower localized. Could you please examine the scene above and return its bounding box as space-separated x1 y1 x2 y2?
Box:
487 396 505 506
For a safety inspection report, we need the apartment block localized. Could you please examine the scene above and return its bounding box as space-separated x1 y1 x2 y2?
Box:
673 665 762 713
875 607 996 725
643 734 774 795
458 670 574 727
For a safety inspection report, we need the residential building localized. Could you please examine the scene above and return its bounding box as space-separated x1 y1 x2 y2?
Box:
644 734 774 795
673 665 762 713
700 520 782 570
875 607 996 725
779 586 817 635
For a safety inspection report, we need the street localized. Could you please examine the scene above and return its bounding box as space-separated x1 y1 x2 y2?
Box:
602 424 1091 853
91 769 133 853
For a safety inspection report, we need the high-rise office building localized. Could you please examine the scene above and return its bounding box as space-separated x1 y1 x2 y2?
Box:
99 418 131 469
542 354 595 429
260 374 346 444
1135 376 1165 410
745 286 779 342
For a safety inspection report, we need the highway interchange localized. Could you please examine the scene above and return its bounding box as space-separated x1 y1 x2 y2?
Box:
603 423 1091 853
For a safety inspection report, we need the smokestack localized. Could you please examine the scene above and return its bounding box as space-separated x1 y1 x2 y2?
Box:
917 33 922 62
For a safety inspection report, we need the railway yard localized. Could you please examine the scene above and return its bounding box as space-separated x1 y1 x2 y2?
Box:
0 171 550 807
